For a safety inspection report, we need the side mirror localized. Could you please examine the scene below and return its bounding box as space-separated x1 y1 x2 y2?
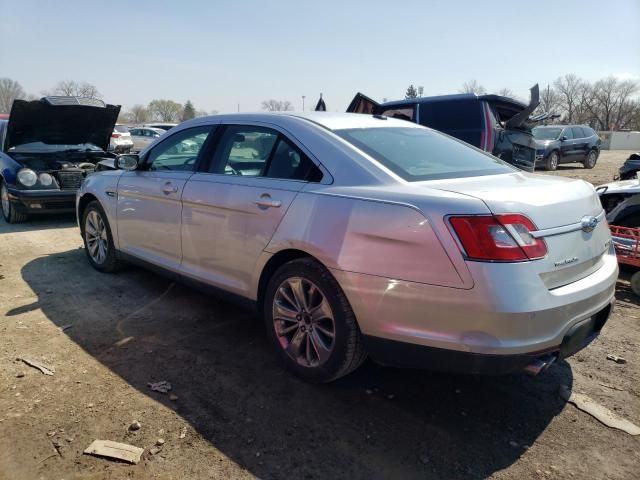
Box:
115 154 140 171
561 136 568 141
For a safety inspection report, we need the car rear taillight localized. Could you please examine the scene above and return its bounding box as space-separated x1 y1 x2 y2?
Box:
111 133 121 138
448 214 547 262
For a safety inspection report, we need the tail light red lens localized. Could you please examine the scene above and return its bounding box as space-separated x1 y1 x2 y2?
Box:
111 133 121 138
448 214 547 262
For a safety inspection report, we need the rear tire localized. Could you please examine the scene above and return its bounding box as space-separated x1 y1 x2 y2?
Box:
263 258 367 382
584 150 598 169
546 151 559 171
1 180 28 223
81 201 121 273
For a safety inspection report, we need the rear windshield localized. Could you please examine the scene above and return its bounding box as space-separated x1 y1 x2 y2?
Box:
532 127 562 140
335 127 514 181
114 125 129 133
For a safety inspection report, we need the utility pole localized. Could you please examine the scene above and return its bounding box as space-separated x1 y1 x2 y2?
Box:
302 95 306 112
237 103 240 113
418 86 424 97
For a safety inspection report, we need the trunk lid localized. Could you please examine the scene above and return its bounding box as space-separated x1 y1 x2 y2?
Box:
424 172 611 289
5 97 120 153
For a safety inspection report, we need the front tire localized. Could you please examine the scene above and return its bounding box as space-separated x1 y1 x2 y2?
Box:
584 150 598 169
546 151 559 171
264 258 367 382
81 201 121 272
1 180 28 224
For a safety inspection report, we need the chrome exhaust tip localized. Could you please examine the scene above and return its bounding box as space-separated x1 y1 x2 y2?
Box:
524 354 556 376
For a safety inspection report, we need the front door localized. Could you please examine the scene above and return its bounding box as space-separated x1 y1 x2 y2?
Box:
180 124 325 296
116 125 214 272
559 127 576 162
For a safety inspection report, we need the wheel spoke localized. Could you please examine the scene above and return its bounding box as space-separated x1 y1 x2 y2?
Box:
310 298 332 322
278 323 299 336
314 323 335 339
278 286 298 311
289 279 309 311
286 328 306 357
309 330 331 364
273 301 298 320
305 334 313 365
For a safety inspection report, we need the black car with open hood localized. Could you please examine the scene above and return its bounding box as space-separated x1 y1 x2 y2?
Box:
0 96 120 223
347 85 542 172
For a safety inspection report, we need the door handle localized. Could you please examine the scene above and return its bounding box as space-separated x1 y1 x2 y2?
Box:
162 182 178 194
255 194 281 208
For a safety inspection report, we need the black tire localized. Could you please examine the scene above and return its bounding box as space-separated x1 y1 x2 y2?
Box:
584 150 598 169
81 200 121 273
0 180 28 223
546 151 559 171
263 258 367 382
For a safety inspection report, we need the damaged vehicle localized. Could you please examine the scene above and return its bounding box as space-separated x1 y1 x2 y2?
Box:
347 85 543 172
0 96 119 223
596 179 640 226
615 152 640 180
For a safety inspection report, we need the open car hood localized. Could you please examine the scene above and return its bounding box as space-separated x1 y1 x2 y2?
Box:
5 97 120 152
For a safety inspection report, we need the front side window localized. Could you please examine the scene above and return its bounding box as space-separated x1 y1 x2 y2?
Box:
335 126 513 181
562 128 574 140
571 127 584 139
147 125 212 171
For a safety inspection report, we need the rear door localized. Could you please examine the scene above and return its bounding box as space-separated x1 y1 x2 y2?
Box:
560 128 576 161
572 127 588 160
346 93 380 114
180 124 325 296
116 125 214 271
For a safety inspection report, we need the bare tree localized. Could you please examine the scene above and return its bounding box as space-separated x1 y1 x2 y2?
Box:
497 87 514 97
586 76 639 130
460 80 486 95
534 84 561 119
47 80 102 99
0 78 26 113
553 74 585 123
148 99 183 122
129 104 151 124
261 99 294 111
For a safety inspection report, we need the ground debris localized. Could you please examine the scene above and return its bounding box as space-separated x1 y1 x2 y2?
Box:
58 324 73 332
84 439 144 464
598 382 625 391
179 427 187 439
606 354 627 364
560 386 640 436
17 357 55 376
129 421 141 431
148 381 172 393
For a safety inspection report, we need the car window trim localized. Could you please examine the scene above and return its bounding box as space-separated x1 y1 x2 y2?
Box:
141 124 217 172
198 121 331 184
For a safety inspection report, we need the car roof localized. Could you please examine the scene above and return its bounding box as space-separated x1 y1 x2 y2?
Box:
534 124 591 128
380 92 527 108
192 112 421 131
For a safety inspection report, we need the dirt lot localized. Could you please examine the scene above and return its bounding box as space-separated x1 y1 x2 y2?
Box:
1 150 639 480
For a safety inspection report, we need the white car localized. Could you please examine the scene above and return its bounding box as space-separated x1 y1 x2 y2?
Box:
109 125 133 153
77 112 617 382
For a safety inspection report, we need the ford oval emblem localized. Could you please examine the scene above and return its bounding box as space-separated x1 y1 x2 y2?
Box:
581 215 598 233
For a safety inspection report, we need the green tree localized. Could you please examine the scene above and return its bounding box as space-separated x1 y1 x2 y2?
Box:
182 100 196 121
148 99 183 122
405 85 418 99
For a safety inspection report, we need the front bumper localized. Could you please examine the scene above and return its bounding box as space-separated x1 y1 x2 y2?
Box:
7 187 77 214
331 249 618 374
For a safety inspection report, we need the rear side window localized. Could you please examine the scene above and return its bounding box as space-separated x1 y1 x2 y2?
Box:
571 127 584 138
419 100 482 130
379 106 415 122
335 126 513 181
266 138 323 181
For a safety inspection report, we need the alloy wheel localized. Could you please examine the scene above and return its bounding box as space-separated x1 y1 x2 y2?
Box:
272 277 336 368
549 152 559 170
85 210 109 264
586 151 597 168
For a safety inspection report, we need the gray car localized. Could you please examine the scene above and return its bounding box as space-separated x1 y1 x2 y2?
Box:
76 112 617 382
128 127 165 152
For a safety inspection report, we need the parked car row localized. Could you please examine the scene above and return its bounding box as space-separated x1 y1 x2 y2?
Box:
0 95 618 384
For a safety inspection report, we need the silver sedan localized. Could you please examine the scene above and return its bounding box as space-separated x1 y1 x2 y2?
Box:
76 112 617 382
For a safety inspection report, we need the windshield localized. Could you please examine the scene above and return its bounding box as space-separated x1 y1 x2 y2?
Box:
334 126 514 181
532 127 562 140
8 142 103 153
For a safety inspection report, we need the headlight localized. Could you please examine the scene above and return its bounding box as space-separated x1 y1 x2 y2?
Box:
38 172 54 186
17 168 38 187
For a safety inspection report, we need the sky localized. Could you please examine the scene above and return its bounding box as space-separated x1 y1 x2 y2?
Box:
1 0 639 114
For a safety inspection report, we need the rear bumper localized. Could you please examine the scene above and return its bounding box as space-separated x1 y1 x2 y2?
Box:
7 188 76 214
362 301 612 374
331 247 618 372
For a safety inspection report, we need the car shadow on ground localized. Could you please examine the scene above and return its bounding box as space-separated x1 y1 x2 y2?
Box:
20 248 573 480
0 214 76 233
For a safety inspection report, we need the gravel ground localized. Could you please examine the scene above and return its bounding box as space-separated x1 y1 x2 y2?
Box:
0 150 638 480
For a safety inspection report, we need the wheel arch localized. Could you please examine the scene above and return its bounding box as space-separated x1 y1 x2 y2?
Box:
77 193 99 232
256 248 324 311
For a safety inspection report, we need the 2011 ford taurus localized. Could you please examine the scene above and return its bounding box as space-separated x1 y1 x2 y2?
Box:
76 112 617 382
